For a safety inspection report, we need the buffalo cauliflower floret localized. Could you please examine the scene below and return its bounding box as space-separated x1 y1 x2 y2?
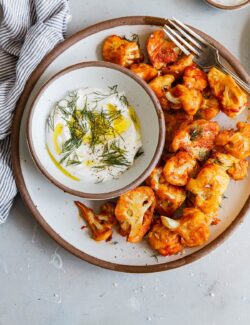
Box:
186 163 230 221
161 208 210 247
147 30 180 69
146 167 186 216
183 64 208 91
207 152 248 181
166 85 202 115
130 63 158 82
149 74 175 109
162 54 194 77
102 35 143 67
115 186 155 243
208 67 248 118
148 222 183 256
195 91 220 120
75 201 116 241
172 119 220 160
215 122 250 159
164 110 193 151
163 151 198 186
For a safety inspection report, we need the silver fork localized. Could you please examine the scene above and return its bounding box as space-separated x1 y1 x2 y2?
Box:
163 17 250 93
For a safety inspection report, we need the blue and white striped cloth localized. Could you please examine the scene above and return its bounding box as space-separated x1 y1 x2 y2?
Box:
0 0 69 223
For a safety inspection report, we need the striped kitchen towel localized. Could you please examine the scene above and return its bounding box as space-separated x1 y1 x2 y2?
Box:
0 0 69 223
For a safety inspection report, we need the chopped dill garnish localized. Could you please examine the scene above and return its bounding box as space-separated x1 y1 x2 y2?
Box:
189 127 203 141
93 141 131 170
151 254 159 262
135 147 144 159
119 94 129 107
66 153 81 166
123 33 140 46
47 109 56 131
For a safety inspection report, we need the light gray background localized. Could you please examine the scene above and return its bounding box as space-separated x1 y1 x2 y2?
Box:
0 1 250 324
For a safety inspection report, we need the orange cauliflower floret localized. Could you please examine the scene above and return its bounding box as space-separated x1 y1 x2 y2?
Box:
172 119 220 161
115 186 155 243
102 35 143 67
164 110 193 151
162 54 194 77
149 74 175 110
75 201 116 241
146 166 186 216
130 63 158 82
183 64 208 91
166 84 202 115
215 122 250 159
161 208 210 247
163 151 198 186
196 90 220 120
147 30 180 70
186 163 230 221
207 152 248 181
148 222 183 256
208 67 248 118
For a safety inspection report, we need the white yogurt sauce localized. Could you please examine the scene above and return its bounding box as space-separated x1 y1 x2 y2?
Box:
211 0 247 5
46 86 142 183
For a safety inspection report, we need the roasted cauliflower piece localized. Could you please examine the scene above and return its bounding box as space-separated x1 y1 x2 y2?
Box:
75 201 116 241
186 163 230 221
147 30 180 70
183 64 208 91
149 74 175 110
207 152 248 180
166 85 202 115
148 222 183 256
162 54 194 77
130 63 158 82
161 208 210 247
196 93 220 120
102 35 142 67
215 122 250 159
164 110 193 151
163 151 198 186
146 167 186 216
208 67 248 118
115 186 155 243
172 119 220 161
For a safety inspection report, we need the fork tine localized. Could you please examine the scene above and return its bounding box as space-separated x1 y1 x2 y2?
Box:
164 25 200 56
163 27 190 56
172 17 209 45
168 20 203 50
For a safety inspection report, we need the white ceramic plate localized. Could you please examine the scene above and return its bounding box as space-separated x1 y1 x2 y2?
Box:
12 17 250 272
27 61 164 199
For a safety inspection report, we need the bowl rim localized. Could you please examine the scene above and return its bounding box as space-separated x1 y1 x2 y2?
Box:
26 60 165 200
204 0 250 10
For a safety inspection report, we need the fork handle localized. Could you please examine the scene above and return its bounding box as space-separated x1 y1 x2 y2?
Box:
216 62 250 94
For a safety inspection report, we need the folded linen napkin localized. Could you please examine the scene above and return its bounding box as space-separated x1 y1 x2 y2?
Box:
0 0 69 223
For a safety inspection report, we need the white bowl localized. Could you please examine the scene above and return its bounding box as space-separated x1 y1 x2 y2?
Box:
27 61 165 199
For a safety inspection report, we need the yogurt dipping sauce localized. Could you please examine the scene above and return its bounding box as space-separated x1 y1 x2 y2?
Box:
46 86 143 183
